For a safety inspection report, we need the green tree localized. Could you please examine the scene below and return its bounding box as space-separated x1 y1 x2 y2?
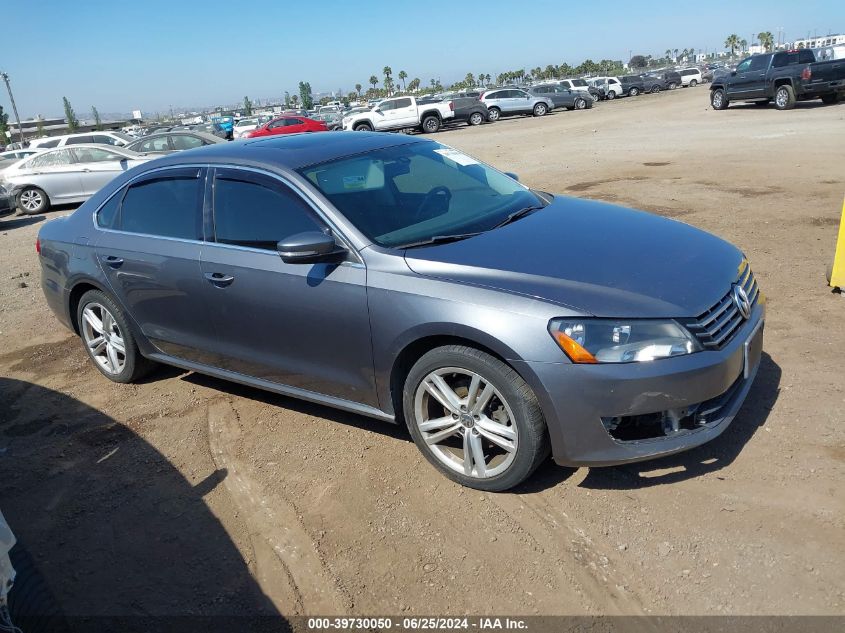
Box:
724 34 740 56
758 31 774 51
298 81 313 109
665 48 673 61
382 66 393 94
739 39 748 52
369 75 379 92
355 83 362 96
408 77 421 92
284 91 290 107
91 106 102 130
464 72 475 87
0 105 9 144
398 70 407 91
290 94 299 107
630 55 648 68
243 96 253 115
63 96 79 132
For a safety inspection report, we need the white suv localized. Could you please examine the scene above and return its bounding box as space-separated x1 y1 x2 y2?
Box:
589 76 623 99
29 131 133 149
679 68 703 87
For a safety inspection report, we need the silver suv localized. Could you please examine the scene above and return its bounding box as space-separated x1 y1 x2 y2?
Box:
479 89 553 121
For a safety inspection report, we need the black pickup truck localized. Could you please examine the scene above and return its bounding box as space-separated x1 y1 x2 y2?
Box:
710 49 845 110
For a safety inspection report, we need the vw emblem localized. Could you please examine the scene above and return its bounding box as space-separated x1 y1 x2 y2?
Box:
732 284 751 320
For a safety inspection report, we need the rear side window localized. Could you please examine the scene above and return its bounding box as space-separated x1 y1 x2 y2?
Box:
26 150 75 167
96 192 122 229
37 139 61 148
749 56 770 71
170 135 204 150
134 136 170 152
393 98 412 108
798 49 815 63
92 134 120 146
117 173 203 239
212 171 323 251
485 91 502 99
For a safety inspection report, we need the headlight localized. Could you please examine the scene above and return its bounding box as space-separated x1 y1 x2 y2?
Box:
548 318 702 364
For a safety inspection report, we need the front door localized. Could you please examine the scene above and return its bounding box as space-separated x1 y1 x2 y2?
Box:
198 167 377 406
22 149 83 204
69 147 135 197
93 167 219 363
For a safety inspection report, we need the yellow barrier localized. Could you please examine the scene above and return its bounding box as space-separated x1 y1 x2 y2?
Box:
831 197 845 290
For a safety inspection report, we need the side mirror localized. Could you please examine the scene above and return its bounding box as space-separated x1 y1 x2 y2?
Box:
504 172 519 182
277 231 344 264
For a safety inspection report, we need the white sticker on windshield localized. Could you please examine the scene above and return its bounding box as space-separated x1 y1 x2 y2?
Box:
434 148 478 166
342 175 367 189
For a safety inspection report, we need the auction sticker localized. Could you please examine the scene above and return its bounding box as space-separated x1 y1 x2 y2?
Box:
433 148 478 166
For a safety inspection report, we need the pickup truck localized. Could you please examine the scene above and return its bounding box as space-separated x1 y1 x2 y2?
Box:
710 49 845 110
342 96 454 133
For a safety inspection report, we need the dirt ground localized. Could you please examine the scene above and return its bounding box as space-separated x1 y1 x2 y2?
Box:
1 86 843 624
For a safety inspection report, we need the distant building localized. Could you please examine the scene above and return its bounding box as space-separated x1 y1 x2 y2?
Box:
792 34 845 49
9 116 130 142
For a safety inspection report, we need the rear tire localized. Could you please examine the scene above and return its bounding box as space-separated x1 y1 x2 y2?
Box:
76 289 156 383
353 122 373 131
650 85 661 94
403 345 550 492
668 82 677 90
486 107 501 121
774 84 796 110
711 88 729 110
421 115 441 133
821 93 839 105
468 111 484 126
629 87 640 97
574 98 587 110
689 79 698 87
532 102 548 116
16 187 49 215
606 90 616 100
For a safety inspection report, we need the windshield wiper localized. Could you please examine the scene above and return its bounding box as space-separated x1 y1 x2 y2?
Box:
395 232 483 250
491 204 546 230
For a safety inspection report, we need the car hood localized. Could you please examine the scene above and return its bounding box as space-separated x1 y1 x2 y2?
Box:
404 196 744 318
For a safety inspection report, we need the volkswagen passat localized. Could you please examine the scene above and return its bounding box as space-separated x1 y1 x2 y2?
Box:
37 134 765 491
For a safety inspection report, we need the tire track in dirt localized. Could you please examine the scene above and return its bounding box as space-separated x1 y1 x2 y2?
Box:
206 398 350 615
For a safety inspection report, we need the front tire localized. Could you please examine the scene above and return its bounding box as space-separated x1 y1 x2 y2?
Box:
353 122 373 131
17 187 49 215
606 90 616 100
574 97 587 110
403 345 549 492
532 102 548 116
711 88 729 110
689 79 698 87
468 111 484 126
77 290 155 383
668 82 677 90
774 84 796 110
486 107 501 121
629 87 640 97
650 85 661 94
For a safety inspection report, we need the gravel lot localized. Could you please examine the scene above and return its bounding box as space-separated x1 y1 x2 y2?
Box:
1 86 843 622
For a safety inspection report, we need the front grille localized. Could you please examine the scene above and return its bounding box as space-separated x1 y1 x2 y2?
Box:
686 261 759 350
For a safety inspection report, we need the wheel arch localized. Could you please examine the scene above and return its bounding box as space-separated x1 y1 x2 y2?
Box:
419 109 442 121
773 77 793 89
67 279 110 335
387 328 524 427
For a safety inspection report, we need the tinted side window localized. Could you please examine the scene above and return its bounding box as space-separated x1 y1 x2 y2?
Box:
394 98 412 108
136 136 170 152
92 134 120 145
379 100 396 111
96 191 123 229
170 135 204 150
65 135 95 145
485 91 502 100
772 53 790 68
749 56 770 71
119 174 203 239
37 139 61 148
798 49 815 63
213 173 322 250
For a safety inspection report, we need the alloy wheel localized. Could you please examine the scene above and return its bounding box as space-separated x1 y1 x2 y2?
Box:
20 190 43 212
413 367 518 479
81 303 127 375
776 88 788 108
712 92 723 108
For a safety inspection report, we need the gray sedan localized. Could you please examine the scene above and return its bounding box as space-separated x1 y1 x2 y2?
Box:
1 145 156 214
36 134 765 491
125 131 226 154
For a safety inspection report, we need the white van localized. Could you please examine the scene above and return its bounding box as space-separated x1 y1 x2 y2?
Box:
29 131 133 149
679 68 703 87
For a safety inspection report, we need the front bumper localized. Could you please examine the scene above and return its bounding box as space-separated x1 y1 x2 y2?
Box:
513 300 766 466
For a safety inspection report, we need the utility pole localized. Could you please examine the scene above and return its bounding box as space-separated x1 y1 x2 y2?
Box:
1 71 24 145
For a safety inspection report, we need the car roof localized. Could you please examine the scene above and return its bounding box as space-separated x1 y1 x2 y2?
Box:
145 132 430 171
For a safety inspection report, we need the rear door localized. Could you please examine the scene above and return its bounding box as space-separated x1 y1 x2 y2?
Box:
70 147 135 196
20 149 84 203
198 167 376 404
392 97 417 126
93 167 217 362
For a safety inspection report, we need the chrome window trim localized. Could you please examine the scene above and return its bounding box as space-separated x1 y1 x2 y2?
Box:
90 162 363 265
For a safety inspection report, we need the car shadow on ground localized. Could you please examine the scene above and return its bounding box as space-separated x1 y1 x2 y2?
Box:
1 215 44 230
0 377 290 633
578 351 781 490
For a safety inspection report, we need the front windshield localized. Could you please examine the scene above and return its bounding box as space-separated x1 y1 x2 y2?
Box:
299 142 544 248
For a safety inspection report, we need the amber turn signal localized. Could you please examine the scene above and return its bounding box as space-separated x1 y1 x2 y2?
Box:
550 330 598 364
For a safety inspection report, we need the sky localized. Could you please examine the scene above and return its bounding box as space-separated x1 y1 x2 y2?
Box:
3 0 844 119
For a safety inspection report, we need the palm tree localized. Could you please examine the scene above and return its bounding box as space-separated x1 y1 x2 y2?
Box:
464 72 475 87
355 83 362 96
398 70 407 91
665 48 673 61
673 48 679 60
758 31 774 52
724 34 740 56
739 39 748 53
369 75 378 92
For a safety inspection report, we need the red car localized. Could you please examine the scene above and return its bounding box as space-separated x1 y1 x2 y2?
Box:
245 116 327 138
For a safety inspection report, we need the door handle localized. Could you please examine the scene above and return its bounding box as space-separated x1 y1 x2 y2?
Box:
101 255 124 268
204 272 235 287
81 168 91 172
